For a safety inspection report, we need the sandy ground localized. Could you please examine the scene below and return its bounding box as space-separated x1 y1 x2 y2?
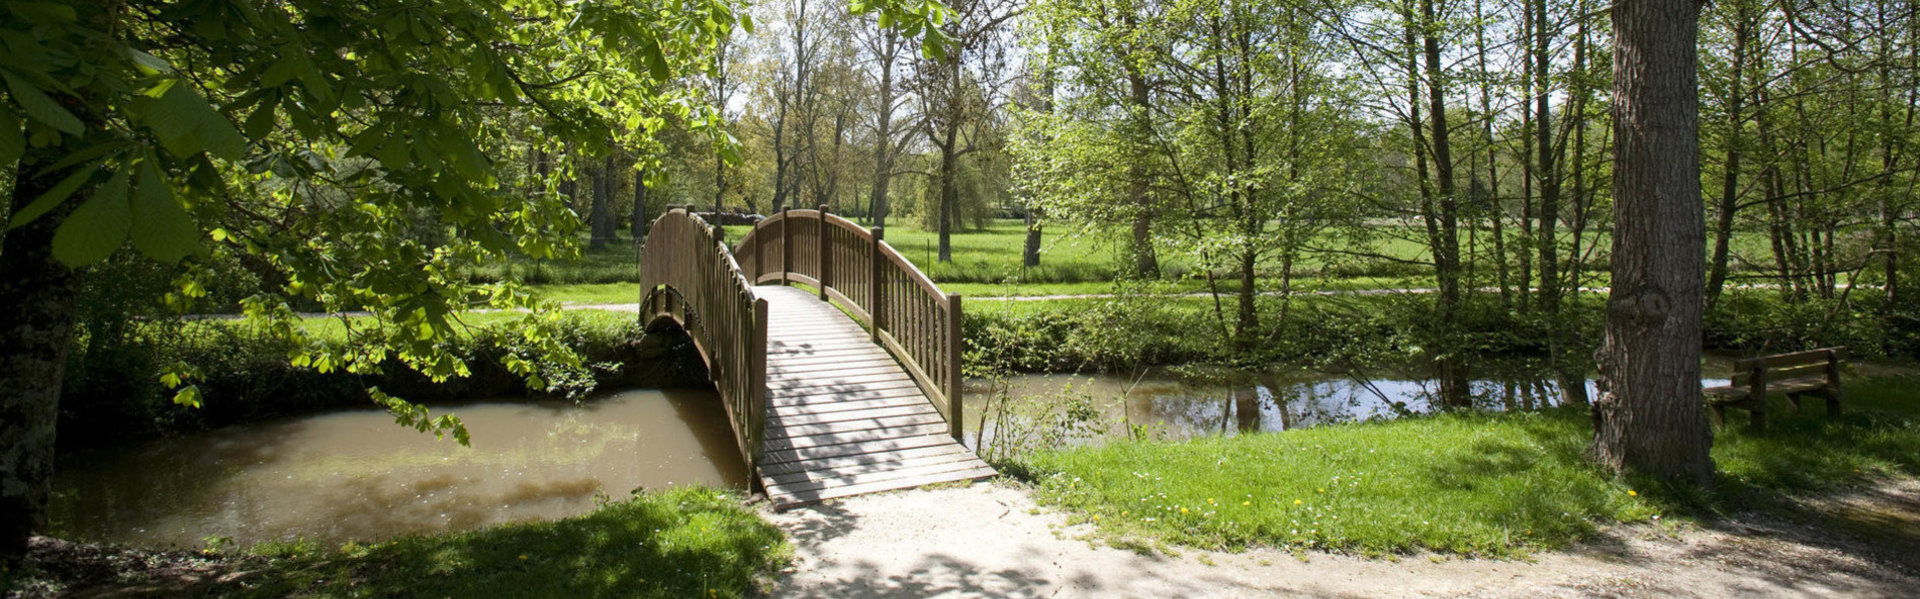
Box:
765 480 1920 598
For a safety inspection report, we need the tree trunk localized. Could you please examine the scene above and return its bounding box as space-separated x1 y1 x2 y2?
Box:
632 163 648 240
1534 0 1561 317
589 155 614 248
937 126 959 263
1 159 87 565
1706 6 1749 309
1125 61 1160 279
1591 0 1714 488
1023 211 1042 267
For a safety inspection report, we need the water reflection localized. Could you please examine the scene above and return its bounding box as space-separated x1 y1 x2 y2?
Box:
969 357 1743 447
969 370 1604 444
50 388 745 548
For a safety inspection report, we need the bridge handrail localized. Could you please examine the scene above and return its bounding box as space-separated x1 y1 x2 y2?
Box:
734 206 964 440
640 207 768 476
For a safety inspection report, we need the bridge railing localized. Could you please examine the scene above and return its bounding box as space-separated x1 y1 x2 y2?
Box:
735 206 965 441
640 207 769 476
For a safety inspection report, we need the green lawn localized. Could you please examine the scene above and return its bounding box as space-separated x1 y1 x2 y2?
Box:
1013 374 1920 557
230 487 787 598
495 219 1820 301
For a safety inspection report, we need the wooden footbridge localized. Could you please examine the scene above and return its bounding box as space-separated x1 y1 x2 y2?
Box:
638 206 993 508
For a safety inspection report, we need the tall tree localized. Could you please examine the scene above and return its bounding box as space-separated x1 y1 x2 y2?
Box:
1590 0 1715 487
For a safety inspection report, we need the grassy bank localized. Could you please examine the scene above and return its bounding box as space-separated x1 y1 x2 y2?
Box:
1010 374 1920 558
12 488 787 599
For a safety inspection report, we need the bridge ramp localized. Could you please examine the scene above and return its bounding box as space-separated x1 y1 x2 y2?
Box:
756 285 994 509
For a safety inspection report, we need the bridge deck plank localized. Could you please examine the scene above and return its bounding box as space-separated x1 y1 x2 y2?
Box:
755 285 992 509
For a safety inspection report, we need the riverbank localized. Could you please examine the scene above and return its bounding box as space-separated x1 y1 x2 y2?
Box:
7 488 787 599
999 374 1920 560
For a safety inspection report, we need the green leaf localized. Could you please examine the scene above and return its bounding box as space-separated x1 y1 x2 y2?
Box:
0 108 21 165
8 162 99 228
8 2 76 23
51 169 131 266
131 158 200 263
171 385 203 409
642 38 670 81
148 82 248 160
244 101 276 139
120 48 174 74
2 71 83 135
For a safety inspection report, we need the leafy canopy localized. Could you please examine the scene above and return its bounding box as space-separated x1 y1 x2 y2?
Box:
0 0 949 438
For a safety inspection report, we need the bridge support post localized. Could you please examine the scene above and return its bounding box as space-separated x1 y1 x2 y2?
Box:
870 227 884 344
818 205 831 301
946 292 964 442
780 206 792 286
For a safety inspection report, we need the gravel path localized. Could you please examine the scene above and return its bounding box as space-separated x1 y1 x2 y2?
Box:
766 480 1919 598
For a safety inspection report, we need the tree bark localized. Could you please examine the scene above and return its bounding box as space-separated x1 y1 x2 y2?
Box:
632 163 648 240
1 158 86 565
1126 64 1160 279
1591 0 1714 488
589 154 615 248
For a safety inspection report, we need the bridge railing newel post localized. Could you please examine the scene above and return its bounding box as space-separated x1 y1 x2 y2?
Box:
870 227 883 343
817 205 831 301
780 206 792 286
749 297 769 481
946 292 963 442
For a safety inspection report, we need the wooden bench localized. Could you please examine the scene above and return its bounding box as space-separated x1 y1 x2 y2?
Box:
1704 347 1846 430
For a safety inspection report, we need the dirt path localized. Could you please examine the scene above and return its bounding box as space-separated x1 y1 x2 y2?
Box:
766 481 1919 598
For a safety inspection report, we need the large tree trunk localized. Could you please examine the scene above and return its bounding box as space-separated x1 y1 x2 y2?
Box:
1591 0 1715 488
1 159 87 565
937 130 958 263
1126 68 1160 280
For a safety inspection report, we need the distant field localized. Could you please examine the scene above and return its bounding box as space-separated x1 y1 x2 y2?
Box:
508 219 1819 305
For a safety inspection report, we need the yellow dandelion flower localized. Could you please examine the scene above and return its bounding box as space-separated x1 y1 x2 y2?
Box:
1628 490 1638 497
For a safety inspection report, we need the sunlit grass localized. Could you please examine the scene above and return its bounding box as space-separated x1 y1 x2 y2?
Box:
235 487 787 599
1021 408 1656 557
1018 374 1920 558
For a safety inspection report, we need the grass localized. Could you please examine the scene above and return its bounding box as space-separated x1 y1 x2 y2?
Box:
228 487 787 598
1013 374 1920 558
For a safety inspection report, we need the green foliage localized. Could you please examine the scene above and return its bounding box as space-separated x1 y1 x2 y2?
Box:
220 488 787 598
56 311 701 446
2 0 950 439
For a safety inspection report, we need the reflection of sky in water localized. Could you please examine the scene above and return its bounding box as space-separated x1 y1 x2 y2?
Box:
979 360 1738 447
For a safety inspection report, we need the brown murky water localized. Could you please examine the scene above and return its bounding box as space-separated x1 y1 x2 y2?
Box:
49 388 746 549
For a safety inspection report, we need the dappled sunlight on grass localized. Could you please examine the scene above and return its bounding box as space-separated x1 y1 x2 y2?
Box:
235 487 787 598
1019 374 1920 558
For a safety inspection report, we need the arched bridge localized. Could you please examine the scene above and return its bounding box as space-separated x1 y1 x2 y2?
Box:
638 206 993 508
